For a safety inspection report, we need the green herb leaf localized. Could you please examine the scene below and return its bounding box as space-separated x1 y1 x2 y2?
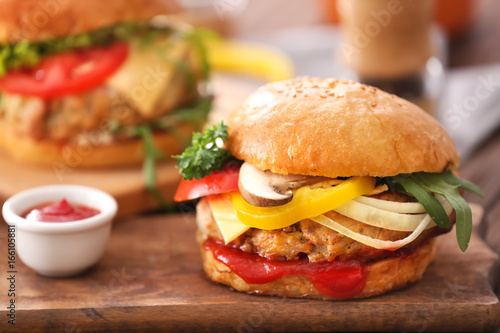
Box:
410 173 472 252
183 28 218 81
440 171 485 198
171 58 197 94
391 175 450 228
388 172 483 252
173 122 231 180
139 30 162 49
165 97 212 123
133 125 171 211
154 97 213 149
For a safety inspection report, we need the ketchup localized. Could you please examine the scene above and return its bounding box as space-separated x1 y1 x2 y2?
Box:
23 199 100 222
203 239 367 299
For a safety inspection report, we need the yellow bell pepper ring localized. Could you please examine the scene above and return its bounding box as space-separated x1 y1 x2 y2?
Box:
206 40 294 82
231 176 377 230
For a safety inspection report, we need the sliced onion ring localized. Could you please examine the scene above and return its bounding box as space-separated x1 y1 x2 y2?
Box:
353 196 426 214
333 200 433 231
310 196 453 250
310 214 432 250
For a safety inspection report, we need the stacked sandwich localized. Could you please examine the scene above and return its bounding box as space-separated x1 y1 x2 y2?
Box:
174 77 482 300
0 0 210 167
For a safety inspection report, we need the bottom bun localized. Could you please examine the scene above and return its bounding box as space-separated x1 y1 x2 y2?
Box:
198 232 437 300
0 122 197 167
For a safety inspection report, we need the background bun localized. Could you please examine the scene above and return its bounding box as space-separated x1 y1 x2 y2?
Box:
227 77 459 178
198 232 436 300
0 122 196 167
0 0 180 43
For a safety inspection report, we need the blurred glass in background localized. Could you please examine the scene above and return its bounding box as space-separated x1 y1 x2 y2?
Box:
323 0 474 38
336 0 438 115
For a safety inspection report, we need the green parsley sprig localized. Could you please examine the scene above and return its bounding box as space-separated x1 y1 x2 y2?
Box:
173 122 232 180
388 172 484 252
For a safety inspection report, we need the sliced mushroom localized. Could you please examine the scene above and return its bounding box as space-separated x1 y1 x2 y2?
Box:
238 162 340 207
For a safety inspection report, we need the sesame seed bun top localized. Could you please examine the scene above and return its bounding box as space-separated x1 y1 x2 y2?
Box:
227 77 459 178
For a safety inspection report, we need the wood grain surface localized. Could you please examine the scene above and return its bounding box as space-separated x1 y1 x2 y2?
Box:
462 128 500 262
0 205 498 332
0 154 181 218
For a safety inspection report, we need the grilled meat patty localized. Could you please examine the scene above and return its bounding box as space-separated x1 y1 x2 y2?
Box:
197 191 453 263
0 80 196 143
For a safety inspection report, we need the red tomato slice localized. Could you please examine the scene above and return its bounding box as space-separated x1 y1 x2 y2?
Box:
174 164 241 202
0 42 128 99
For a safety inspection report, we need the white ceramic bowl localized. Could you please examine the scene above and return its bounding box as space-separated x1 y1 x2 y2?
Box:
2 185 117 277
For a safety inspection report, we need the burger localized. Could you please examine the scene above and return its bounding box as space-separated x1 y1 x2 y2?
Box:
0 0 210 168
174 77 483 300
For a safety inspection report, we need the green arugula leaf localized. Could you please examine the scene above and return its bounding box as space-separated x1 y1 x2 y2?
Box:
410 173 472 252
183 28 219 81
154 98 213 149
139 29 163 49
171 58 197 94
173 122 232 180
388 171 484 252
166 97 212 123
440 171 485 197
110 96 212 208
109 97 212 152
391 175 450 228
133 125 171 211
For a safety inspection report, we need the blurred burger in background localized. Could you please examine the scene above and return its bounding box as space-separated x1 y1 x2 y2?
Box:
0 0 211 168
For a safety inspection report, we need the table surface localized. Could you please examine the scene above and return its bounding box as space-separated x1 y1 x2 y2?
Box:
1 206 498 332
462 129 500 257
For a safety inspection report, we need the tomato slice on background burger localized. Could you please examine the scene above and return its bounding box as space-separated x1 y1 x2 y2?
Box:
174 164 241 202
0 42 128 99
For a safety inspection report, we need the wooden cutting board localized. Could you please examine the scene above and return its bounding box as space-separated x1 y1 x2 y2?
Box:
0 75 258 218
1 204 498 332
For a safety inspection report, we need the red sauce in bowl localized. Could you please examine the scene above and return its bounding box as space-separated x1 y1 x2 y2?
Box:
22 199 100 222
203 238 367 299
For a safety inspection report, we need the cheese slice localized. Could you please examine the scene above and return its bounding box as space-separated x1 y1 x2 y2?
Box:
207 195 250 244
106 37 189 118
